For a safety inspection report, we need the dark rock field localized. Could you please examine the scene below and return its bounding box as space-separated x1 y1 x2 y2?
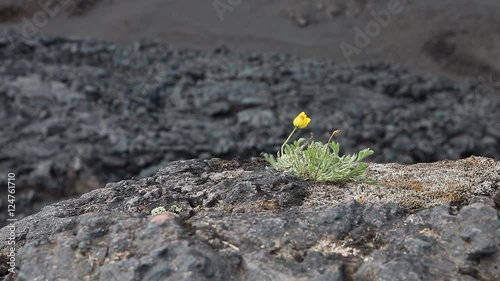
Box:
0 32 499 280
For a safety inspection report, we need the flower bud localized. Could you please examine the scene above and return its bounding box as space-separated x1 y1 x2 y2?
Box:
293 112 311 129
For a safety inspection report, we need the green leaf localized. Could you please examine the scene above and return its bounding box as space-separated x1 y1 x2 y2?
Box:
263 131 374 183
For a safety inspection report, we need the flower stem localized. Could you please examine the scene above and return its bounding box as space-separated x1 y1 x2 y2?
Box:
280 127 297 157
313 130 340 180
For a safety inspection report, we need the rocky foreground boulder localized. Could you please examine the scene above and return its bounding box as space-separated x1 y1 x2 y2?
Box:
1 156 499 280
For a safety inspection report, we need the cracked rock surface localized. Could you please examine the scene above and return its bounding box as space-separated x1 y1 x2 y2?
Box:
0 157 499 280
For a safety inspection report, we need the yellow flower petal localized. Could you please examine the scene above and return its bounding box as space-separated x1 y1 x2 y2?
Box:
293 112 311 129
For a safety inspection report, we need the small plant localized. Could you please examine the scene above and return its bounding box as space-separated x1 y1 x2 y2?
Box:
263 112 375 183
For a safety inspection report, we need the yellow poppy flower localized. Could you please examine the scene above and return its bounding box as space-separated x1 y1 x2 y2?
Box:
293 112 311 129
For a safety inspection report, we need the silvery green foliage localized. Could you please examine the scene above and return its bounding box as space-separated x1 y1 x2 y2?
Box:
264 138 374 183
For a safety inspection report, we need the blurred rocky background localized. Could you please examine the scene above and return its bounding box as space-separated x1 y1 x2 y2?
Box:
0 0 499 227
